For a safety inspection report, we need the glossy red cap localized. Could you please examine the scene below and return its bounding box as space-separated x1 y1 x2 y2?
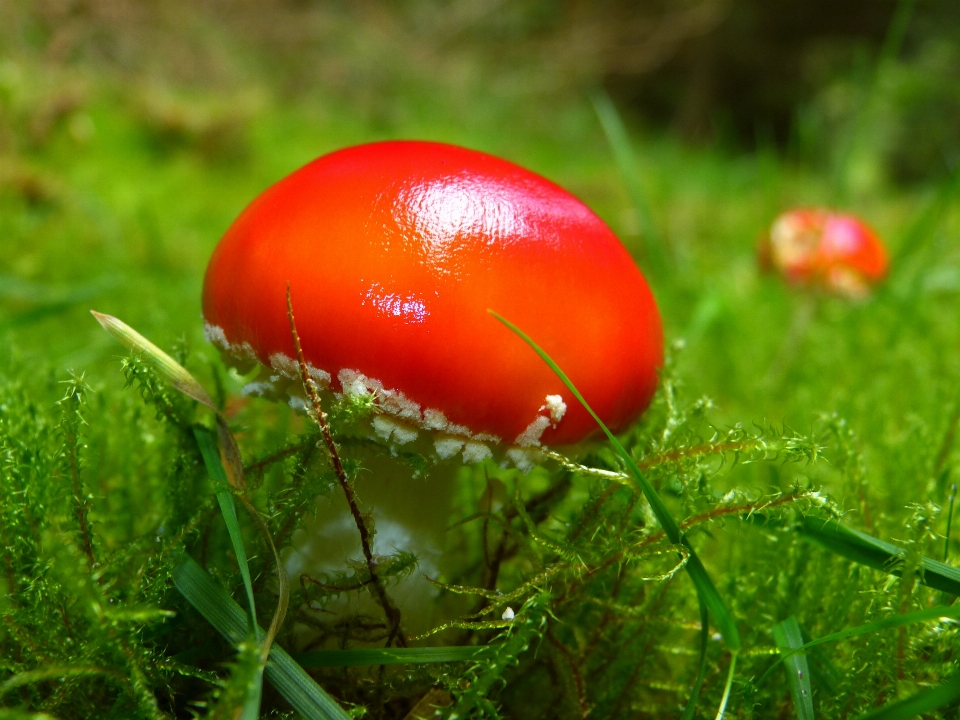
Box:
762 208 889 297
202 141 663 454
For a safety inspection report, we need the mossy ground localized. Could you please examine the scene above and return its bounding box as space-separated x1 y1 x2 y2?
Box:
2 30 960 719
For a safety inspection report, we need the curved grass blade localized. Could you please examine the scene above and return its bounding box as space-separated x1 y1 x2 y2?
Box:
195 426 292 674
801 625 842 695
194 427 259 639
944 483 956 563
91 310 216 409
772 617 814 720
755 604 960 689
194 425 262 719
853 674 960 720
293 647 488 668
489 311 741 659
92 311 293 716
892 159 960 267
797 515 960 595
91 310 246 489
173 555 350 720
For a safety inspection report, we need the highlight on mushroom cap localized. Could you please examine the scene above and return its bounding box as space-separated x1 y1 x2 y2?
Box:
202 140 664 466
760 207 889 298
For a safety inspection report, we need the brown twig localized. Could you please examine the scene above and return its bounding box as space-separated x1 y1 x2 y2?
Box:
637 440 754 469
477 481 570 592
286 285 407 647
449 479 573 646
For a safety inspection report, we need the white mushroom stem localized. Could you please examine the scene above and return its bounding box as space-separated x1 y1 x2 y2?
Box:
283 457 467 643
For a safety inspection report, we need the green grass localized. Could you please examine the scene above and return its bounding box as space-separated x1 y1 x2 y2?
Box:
3 45 960 719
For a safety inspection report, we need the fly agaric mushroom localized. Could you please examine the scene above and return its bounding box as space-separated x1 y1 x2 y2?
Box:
202 140 663 466
203 140 663 639
760 208 889 298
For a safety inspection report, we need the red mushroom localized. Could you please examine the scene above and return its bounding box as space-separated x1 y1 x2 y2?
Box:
761 208 889 298
203 140 663 466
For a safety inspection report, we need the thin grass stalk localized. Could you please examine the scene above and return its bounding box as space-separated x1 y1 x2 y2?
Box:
678 600 710 720
945 483 957 562
285 285 407 648
714 652 738 720
490 310 741 650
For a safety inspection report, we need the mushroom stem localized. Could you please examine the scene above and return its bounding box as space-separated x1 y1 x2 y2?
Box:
289 457 465 642
287 285 407 647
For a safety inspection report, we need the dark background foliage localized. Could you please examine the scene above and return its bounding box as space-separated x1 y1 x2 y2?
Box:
7 0 960 181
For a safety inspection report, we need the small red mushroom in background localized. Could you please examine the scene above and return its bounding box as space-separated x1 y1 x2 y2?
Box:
759 208 889 298
203 140 663 467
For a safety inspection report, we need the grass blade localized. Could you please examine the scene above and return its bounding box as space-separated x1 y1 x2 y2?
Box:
797 515 960 595
92 310 247 489
489 310 741 658
853 674 960 720
756 604 960 690
193 426 263 718
194 427 259 636
173 555 350 720
590 89 663 266
946 482 957 563
195 424 292 667
772 617 814 720
293 647 488 667
91 310 216 410
93 312 291 706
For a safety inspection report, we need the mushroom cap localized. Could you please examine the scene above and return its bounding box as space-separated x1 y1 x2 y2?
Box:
764 208 888 296
202 141 663 449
